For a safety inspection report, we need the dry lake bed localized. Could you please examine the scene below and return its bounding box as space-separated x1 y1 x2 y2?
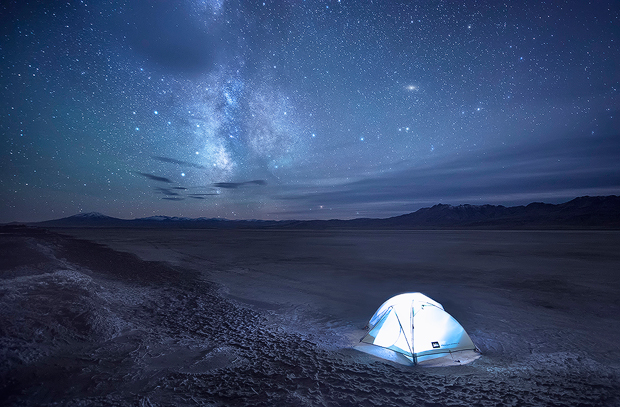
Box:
1 227 619 406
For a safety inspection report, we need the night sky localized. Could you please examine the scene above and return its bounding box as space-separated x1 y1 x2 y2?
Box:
2 0 619 222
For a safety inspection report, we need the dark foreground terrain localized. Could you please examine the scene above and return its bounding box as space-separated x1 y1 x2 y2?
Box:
1 226 619 406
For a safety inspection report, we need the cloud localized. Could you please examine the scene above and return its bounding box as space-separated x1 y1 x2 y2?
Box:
136 172 173 183
273 133 620 218
154 187 180 196
120 1 216 76
213 180 267 189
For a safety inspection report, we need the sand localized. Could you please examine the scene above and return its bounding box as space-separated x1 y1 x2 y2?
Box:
1 226 619 406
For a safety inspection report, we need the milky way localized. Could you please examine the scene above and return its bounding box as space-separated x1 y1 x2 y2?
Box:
1 0 619 221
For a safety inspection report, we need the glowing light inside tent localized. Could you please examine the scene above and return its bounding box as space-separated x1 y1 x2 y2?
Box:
360 292 478 365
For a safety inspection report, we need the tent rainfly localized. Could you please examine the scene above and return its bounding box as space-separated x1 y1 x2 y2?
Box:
360 293 478 365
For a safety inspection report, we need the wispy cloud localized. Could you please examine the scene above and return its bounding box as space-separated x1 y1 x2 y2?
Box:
213 180 267 189
136 172 173 183
271 133 620 219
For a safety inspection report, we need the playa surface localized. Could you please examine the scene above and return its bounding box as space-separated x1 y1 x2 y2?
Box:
1 226 619 406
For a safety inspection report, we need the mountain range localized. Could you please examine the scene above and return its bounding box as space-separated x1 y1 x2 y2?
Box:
25 195 620 229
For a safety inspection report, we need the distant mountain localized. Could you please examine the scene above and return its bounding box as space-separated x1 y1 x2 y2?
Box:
378 195 620 229
30 195 620 229
35 213 289 229
36 212 128 227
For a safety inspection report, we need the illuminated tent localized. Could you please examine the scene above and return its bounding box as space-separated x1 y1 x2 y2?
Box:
360 293 478 365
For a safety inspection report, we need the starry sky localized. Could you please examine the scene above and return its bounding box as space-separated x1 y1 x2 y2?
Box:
2 0 619 222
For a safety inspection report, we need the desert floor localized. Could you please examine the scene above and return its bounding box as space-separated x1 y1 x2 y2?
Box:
1 227 619 406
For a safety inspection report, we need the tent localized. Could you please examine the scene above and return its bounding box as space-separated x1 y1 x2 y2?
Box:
360 293 479 365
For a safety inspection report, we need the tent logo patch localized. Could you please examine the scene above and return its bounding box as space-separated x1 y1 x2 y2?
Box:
432 341 440 348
